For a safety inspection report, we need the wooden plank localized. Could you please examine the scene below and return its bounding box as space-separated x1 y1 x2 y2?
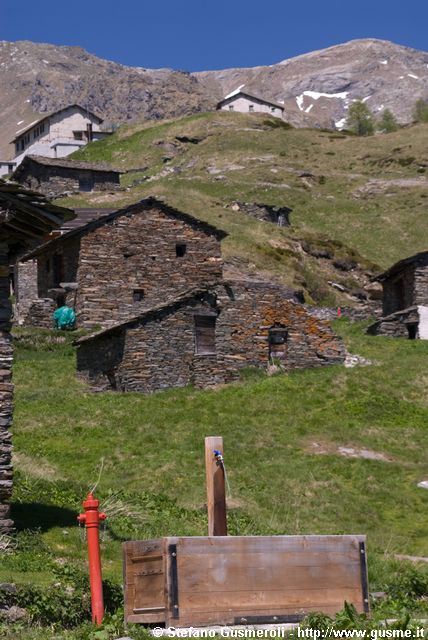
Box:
178 588 364 610
123 539 166 624
171 534 364 554
174 604 346 628
176 560 361 592
205 437 227 536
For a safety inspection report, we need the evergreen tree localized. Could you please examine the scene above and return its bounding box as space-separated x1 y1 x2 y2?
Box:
377 108 399 133
413 98 428 123
345 99 375 136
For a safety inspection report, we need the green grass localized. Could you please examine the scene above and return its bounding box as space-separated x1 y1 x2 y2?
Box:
7 323 428 567
3 322 428 635
58 112 428 305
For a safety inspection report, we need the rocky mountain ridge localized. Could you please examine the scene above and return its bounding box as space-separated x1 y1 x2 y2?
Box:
1 38 427 159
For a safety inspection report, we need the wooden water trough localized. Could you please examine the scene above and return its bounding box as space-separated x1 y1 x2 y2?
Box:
123 438 369 627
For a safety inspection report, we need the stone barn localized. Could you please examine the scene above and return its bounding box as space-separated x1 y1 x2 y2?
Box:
12 155 123 197
0 181 72 533
367 251 428 339
76 280 345 393
16 198 227 329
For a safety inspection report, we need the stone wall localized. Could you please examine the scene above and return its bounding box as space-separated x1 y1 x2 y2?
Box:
414 261 428 306
382 255 428 316
15 260 38 325
382 264 416 316
0 244 13 534
18 204 224 329
77 281 345 393
229 202 291 226
18 164 120 197
366 306 420 338
75 205 223 328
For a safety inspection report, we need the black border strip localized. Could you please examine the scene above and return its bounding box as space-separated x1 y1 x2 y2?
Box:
359 541 370 613
234 614 305 624
169 544 179 619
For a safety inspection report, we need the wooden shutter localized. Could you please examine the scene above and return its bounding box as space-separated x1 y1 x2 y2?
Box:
194 315 216 354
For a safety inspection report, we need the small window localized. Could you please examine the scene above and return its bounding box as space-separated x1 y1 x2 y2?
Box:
133 289 145 302
249 105 254 112
194 315 216 355
229 105 234 111
7 164 14 175
74 131 83 140
78 176 94 192
271 107 276 113
268 327 288 345
176 243 187 257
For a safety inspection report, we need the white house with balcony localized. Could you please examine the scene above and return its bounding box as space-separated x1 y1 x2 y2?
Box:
0 105 111 177
216 88 285 119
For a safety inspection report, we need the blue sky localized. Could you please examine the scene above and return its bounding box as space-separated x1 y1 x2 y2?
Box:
2 0 427 71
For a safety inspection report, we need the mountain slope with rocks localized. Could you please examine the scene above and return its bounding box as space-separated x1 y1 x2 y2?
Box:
0 40 216 159
1 38 427 160
195 39 428 129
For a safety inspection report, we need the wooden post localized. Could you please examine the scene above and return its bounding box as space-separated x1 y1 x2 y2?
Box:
205 436 227 536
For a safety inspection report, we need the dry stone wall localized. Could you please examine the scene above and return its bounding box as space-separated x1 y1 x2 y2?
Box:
19 204 224 329
17 164 121 198
0 244 13 534
75 206 223 328
367 306 420 338
77 281 345 393
382 255 428 315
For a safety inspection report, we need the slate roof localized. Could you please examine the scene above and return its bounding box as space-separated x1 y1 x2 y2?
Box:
11 104 104 143
217 91 285 111
74 279 298 345
375 251 428 282
12 155 123 181
20 196 228 261
0 180 74 252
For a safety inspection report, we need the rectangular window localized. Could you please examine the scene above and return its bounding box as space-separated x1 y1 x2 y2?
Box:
176 243 187 257
269 328 288 345
194 315 216 355
73 131 83 140
229 105 234 111
249 105 254 112
133 289 145 302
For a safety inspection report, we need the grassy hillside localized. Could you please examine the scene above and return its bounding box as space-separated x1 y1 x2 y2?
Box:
2 322 427 635
62 112 428 305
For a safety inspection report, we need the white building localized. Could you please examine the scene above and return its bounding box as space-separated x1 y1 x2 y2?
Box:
217 89 285 119
0 105 111 177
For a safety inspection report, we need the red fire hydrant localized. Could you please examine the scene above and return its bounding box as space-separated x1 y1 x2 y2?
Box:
77 493 107 625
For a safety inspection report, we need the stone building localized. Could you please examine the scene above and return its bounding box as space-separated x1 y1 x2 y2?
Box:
217 90 285 119
16 197 227 329
367 251 428 339
0 181 72 533
12 155 123 197
76 280 345 393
